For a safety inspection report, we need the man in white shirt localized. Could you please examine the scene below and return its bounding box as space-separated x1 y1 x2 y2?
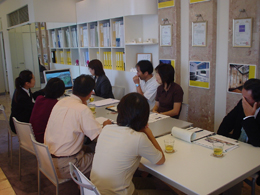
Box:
44 74 111 179
133 60 159 109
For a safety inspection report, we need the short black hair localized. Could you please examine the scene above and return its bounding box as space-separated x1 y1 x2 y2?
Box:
44 78 65 99
243 79 260 102
117 93 149 131
88 59 105 76
155 63 175 87
136 60 154 74
73 74 95 97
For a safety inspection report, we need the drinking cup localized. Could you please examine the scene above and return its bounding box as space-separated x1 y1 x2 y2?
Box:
164 138 175 153
213 142 224 157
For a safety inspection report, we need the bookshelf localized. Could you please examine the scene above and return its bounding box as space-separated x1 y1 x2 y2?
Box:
47 0 158 94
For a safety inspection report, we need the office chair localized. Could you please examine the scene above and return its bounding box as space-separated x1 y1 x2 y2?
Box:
0 104 17 167
12 117 35 180
69 162 101 195
30 134 70 195
179 103 189 121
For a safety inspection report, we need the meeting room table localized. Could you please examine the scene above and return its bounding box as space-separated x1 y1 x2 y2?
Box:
139 134 260 195
90 95 193 137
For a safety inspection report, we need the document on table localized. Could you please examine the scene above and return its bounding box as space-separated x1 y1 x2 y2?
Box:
89 98 120 107
148 113 170 123
95 117 115 125
193 134 239 153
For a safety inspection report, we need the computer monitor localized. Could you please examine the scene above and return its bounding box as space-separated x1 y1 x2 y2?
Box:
43 68 73 90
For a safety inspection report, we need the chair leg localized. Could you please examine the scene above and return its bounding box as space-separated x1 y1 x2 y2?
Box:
56 184 59 195
8 132 10 157
19 146 21 180
251 177 256 195
38 167 41 195
10 135 13 168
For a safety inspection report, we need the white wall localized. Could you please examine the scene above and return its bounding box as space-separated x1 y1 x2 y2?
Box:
0 0 78 96
214 0 229 131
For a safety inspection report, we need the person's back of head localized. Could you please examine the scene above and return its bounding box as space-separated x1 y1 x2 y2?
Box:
136 60 154 75
117 92 149 131
44 78 65 99
155 63 175 87
73 74 95 97
88 59 105 76
243 79 260 102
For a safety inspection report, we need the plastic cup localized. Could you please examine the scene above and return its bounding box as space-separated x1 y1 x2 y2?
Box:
164 138 175 153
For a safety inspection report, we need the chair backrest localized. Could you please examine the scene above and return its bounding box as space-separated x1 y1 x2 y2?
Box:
69 162 101 195
0 104 11 133
112 86 125 100
30 134 59 185
12 117 35 154
179 103 189 121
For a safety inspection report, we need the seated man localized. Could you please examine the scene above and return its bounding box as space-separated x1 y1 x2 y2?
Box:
44 74 111 179
217 78 260 147
133 60 159 109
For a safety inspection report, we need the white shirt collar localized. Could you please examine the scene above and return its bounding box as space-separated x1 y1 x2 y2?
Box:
22 87 30 97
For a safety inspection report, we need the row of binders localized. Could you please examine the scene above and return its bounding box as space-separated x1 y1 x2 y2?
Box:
100 22 110 47
52 51 72 65
51 28 78 48
112 20 124 47
103 52 112 69
115 52 125 71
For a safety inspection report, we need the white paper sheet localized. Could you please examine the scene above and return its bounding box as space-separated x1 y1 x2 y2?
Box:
89 98 120 107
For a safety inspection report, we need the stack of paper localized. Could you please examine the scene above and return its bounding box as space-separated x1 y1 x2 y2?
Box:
89 98 119 107
148 113 169 123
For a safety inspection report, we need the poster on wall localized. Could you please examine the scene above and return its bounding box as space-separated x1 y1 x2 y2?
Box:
158 0 174 9
190 0 210 4
228 63 256 93
159 59 175 68
189 61 210 89
233 18 252 47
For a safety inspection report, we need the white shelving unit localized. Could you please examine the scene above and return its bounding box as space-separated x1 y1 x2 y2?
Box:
47 0 158 94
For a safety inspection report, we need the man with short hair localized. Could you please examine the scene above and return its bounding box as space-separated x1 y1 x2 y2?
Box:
217 78 260 147
133 60 159 109
44 74 111 179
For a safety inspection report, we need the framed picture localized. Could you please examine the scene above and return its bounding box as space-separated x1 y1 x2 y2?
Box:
228 63 256 93
189 61 210 89
192 21 207 47
158 0 174 9
160 24 172 47
136 53 152 63
233 18 252 47
190 0 210 4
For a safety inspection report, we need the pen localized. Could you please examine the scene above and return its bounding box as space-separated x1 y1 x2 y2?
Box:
195 130 203 133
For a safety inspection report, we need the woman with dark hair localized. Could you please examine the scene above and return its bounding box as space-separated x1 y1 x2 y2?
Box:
10 70 44 133
152 63 184 118
91 93 167 195
88 59 114 98
30 78 65 143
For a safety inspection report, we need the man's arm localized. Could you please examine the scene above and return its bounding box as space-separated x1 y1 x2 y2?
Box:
133 75 144 95
242 97 260 146
217 100 242 137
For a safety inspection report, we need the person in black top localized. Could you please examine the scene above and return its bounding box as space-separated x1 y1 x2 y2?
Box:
88 59 114 99
10 70 44 133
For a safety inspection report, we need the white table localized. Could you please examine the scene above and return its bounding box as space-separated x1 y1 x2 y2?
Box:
140 134 260 195
92 96 193 137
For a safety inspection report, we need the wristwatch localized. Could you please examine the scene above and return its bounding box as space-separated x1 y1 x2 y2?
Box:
135 84 140 87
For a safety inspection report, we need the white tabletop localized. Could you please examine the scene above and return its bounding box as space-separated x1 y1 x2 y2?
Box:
140 134 260 195
91 96 193 137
